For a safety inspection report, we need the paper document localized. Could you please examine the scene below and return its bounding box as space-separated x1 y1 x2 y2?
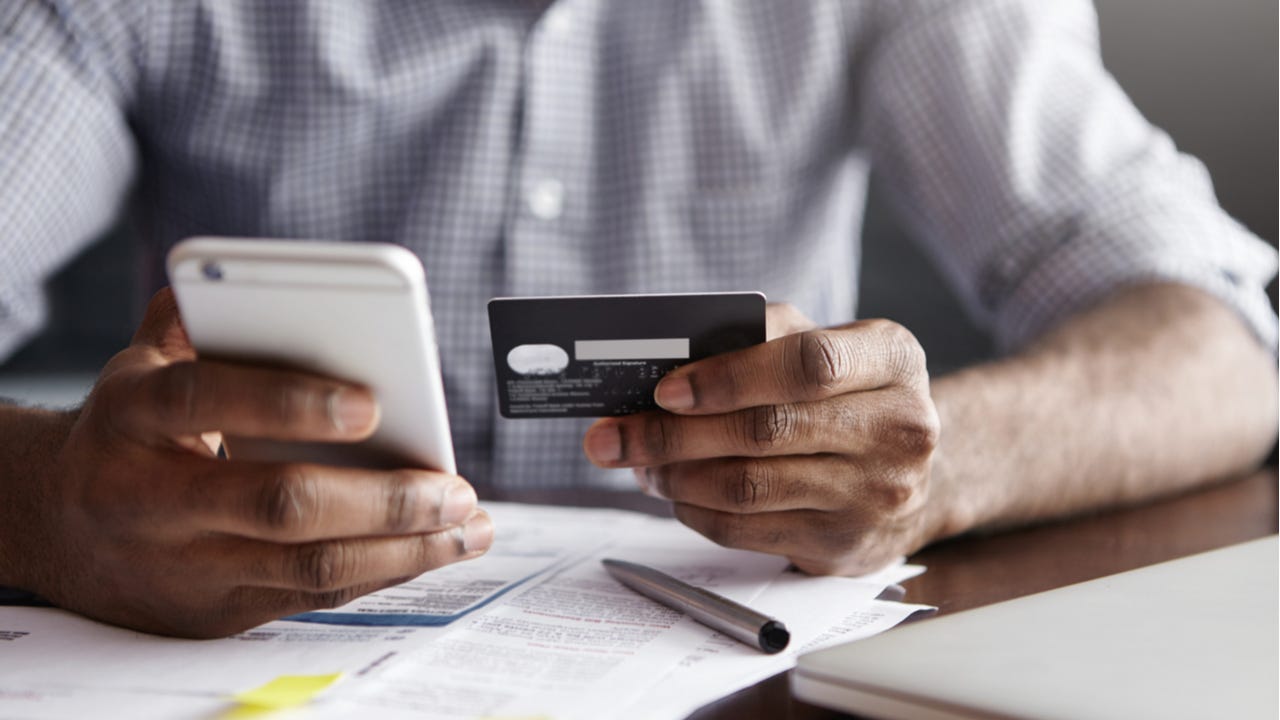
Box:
0 502 929 719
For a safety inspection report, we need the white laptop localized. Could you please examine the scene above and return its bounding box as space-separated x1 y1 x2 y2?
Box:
793 536 1278 720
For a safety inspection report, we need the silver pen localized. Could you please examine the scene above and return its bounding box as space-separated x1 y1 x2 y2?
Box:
602 558 790 654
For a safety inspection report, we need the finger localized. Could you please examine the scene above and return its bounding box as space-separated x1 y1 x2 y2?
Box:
179 461 480 542
108 360 380 442
653 318 926 415
766 302 818 341
636 456 857 513
672 503 838 560
585 387 935 465
671 503 903 576
196 578 416 638
225 510 493 593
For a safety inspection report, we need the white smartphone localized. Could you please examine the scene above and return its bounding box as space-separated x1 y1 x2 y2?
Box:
167 237 457 474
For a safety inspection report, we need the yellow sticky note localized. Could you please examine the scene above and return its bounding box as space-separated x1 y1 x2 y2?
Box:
232 673 343 710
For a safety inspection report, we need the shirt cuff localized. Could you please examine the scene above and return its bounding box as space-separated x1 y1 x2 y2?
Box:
990 197 1278 353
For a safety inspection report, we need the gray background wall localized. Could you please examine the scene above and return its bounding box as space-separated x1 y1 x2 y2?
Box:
3 1 1277 375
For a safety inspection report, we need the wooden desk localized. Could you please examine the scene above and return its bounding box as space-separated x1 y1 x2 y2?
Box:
499 466 1278 720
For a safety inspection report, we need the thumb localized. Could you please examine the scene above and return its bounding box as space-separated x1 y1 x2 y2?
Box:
131 288 196 361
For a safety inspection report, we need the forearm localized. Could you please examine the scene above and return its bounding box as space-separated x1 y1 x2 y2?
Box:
0 402 77 589
927 282 1278 540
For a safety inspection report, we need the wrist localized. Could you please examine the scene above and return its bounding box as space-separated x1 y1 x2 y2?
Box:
920 440 975 544
921 367 1011 543
0 403 77 590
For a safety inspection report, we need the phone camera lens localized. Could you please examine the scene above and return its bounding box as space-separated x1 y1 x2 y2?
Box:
201 261 224 281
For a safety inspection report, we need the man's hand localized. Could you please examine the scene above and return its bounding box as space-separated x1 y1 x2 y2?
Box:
2 289 492 638
583 304 940 575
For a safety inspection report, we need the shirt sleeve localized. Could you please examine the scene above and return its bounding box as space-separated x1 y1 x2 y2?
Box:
855 0 1278 353
0 1 141 361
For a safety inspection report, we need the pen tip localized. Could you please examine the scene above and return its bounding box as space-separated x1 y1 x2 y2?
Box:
759 621 790 654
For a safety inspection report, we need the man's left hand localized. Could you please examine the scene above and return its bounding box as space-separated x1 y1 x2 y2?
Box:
583 304 941 575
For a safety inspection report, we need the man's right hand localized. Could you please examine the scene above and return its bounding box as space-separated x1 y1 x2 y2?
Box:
2 289 491 638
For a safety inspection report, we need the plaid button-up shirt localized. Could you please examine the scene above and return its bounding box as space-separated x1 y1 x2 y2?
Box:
1 0 1274 491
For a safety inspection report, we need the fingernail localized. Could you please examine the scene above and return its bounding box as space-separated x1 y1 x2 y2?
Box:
655 376 694 411
331 388 378 433
633 467 650 491
441 482 477 526
461 515 494 554
585 424 623 464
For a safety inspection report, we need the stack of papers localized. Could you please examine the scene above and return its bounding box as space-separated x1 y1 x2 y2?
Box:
0 502 931 719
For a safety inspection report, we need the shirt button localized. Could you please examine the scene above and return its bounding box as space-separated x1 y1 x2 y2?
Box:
527 179 565 220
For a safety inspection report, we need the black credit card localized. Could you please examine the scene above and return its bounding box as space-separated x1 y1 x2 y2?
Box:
488 293 766 418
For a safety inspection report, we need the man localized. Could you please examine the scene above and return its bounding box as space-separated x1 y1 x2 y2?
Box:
0 1 1275 638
